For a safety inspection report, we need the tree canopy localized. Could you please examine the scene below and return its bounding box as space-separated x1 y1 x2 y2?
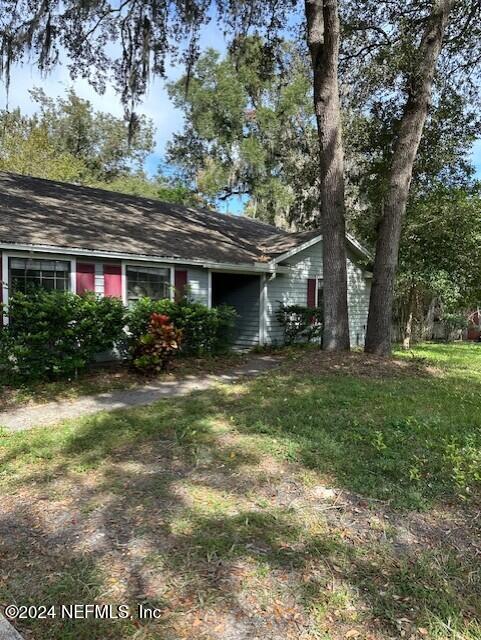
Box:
167 39 318 229
399 185 481 312
0 87 201 203
0 108 87 182
0 88 154 180
0 1 298 122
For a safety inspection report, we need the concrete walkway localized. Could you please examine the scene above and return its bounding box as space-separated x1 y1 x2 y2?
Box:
0 355 281 432
0 616 23 640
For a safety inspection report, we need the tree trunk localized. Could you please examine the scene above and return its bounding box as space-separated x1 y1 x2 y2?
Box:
305 0 350 351
365 0 453 356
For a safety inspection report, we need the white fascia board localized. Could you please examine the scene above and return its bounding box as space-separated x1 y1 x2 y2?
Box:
0 242 281 274
346 233 373 260
207 262 289 274
269 235 323 266
268 233 372 266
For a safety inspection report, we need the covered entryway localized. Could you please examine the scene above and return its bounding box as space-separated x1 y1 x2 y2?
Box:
211 272 261 349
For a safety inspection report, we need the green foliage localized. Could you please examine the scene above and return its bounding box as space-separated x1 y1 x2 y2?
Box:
275 305 323 345
389 186 481 339
401 187 481 308
167 38 319 229
132 313 182 373
0 111 88 182
126 298 237 356
0 88 154 185
0 88 202 204
95 171 205 206
442 313 469 333
0 290 125 384
29 87 154 181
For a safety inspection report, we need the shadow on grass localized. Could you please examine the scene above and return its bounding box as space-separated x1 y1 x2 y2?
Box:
1 362 481 638
1 484 479 639
2 361 481 507
230 369 481 510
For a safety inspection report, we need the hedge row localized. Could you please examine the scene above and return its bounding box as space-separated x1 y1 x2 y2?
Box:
0 290 236 384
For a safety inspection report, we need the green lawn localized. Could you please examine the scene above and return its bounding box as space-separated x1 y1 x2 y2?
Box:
0 343 480 639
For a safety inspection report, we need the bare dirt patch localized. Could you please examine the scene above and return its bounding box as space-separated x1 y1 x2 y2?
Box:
282 349 442 380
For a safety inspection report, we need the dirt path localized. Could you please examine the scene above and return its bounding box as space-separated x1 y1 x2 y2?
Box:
0 354 281 432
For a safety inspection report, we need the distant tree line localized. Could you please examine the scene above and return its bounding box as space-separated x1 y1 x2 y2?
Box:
0 88 201 206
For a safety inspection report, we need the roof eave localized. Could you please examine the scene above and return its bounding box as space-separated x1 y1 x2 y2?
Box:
267 232 372 267
0 241 287 273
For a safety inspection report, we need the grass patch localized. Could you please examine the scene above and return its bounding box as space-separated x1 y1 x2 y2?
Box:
0 343 480 639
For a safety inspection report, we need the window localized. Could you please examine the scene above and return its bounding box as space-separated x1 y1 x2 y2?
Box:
127 266 170 304
9 258 70 294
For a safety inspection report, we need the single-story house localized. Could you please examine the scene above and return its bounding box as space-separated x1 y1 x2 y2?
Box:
0 172 372 348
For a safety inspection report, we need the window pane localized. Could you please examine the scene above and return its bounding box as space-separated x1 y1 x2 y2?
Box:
9 258 70 294
10 258 28 269
127 267 169 304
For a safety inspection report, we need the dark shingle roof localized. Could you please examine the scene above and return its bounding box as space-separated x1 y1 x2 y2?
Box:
0 172 317 264
259 229 321 257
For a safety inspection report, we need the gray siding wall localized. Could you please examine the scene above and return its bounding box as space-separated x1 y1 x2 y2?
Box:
231 277 260 348
265 242 371 347
347 258 371 347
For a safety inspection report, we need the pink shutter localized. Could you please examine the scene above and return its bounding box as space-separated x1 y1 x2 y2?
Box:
76 263 95 294
104 264 122 298
307 278 316 308
0 252 2 303
174 269 188 301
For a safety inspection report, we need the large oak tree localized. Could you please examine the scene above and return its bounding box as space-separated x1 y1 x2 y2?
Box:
364 0 454 354
341 0 481 354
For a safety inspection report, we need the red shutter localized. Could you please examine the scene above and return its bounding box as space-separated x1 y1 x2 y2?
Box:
174 269 188 301
104 264 122 298
76 263 95 294
307 278 316 308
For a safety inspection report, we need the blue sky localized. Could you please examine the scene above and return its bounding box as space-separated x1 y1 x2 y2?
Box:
471 140 481 178
1 22 480 216
0 20 252 212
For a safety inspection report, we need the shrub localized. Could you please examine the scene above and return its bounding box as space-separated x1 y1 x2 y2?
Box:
276 304 323 345
125 297 236 356
0 289 125 384
441 313 469 334
132 312 182 373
